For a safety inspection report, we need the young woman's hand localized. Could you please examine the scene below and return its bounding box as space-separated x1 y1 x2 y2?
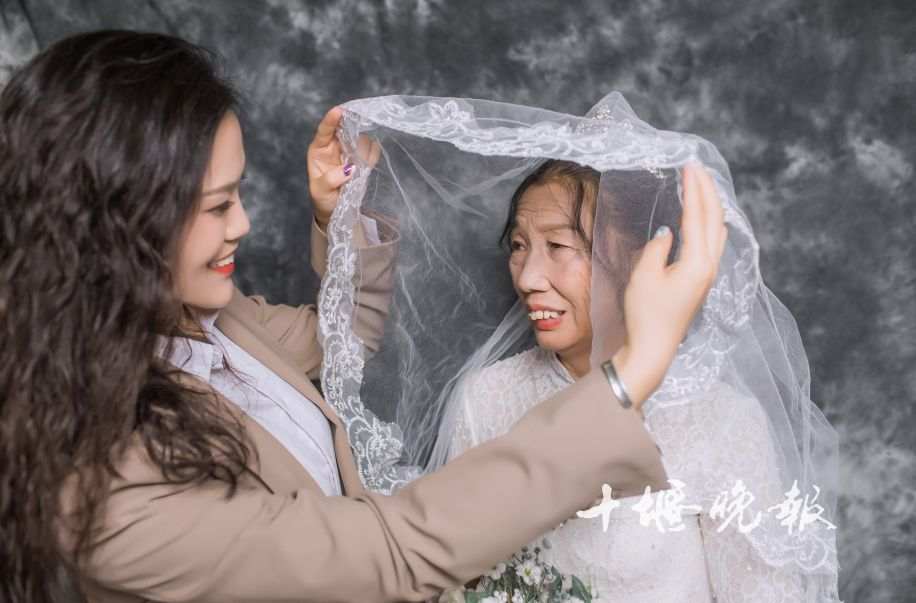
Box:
306 106 380 229
306 107 350 229
612 163 728 409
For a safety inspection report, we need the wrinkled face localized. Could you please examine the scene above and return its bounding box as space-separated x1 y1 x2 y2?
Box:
508 181 593 367
174 111 250 312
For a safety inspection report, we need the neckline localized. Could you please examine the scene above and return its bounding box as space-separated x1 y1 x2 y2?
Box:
539 347 575 384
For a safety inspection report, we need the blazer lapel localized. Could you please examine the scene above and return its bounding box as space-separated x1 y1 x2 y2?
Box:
241 405 326 495
215 306 366 496
167 366 324 495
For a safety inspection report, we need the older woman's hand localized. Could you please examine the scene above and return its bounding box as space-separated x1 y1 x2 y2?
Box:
612 163 728 409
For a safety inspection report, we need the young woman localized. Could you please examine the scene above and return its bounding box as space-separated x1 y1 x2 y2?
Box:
0 31 725 603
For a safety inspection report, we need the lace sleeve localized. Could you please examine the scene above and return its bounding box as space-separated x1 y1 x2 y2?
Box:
695 387 805 602
700 515 804 602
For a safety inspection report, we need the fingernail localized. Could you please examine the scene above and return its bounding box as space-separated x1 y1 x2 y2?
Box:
343 163 354 177
653 225 671 239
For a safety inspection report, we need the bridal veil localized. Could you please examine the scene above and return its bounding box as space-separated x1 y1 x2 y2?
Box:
316 92 840 600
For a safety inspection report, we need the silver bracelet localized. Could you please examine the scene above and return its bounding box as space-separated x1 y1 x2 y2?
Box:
600 359 634 410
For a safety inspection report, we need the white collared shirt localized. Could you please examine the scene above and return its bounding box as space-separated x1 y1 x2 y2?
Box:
161 313 342 496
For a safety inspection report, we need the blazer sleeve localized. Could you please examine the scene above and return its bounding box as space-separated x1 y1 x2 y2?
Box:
79 372 668 603
243 214 398 380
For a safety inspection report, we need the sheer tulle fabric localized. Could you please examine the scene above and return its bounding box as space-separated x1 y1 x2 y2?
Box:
317 93 840 601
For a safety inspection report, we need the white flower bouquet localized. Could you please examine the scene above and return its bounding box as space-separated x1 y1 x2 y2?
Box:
439 545 593 603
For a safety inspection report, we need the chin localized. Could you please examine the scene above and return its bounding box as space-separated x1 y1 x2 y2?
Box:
207 289 235 310
534 332 575 353
183 282 234 311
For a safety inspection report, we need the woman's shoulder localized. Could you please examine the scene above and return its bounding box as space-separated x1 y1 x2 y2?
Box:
644 380 776 458
458 347 567 415
449 348 554 443
463 346 563 393
473 346 546 379
643 381 788 507
647 380 767 424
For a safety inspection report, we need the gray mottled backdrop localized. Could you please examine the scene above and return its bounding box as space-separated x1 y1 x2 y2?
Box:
1 1 913 601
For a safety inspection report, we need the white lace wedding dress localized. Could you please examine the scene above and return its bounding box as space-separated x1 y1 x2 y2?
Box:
447 347 805 602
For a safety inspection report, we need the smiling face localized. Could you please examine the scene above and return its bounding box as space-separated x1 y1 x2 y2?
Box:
174 111 250 312
508 180 595 377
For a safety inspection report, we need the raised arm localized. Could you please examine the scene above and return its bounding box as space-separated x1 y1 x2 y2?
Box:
80 371 664 603
232 108 394 379
238 211 397 380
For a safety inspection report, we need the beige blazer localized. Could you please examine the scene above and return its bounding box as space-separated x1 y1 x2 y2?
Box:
75 220 668 603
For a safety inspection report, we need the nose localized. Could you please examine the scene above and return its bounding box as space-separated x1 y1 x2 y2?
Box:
515 247 551 294
226 198 251 243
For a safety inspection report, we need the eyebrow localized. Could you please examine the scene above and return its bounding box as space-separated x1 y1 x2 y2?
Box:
512 222 575 235
539 223 576 233
202 179 240 196
202 171 247 196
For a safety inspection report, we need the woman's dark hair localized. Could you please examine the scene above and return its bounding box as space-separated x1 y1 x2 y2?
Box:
0 31 253 602
501 159 682 287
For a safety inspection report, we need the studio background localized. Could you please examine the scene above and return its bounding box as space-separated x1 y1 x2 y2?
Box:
1 1 913 601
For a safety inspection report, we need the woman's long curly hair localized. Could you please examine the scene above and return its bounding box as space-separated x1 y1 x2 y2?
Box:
0 31 254 602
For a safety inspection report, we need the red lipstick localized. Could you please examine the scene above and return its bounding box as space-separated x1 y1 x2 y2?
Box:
212 261 235 276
